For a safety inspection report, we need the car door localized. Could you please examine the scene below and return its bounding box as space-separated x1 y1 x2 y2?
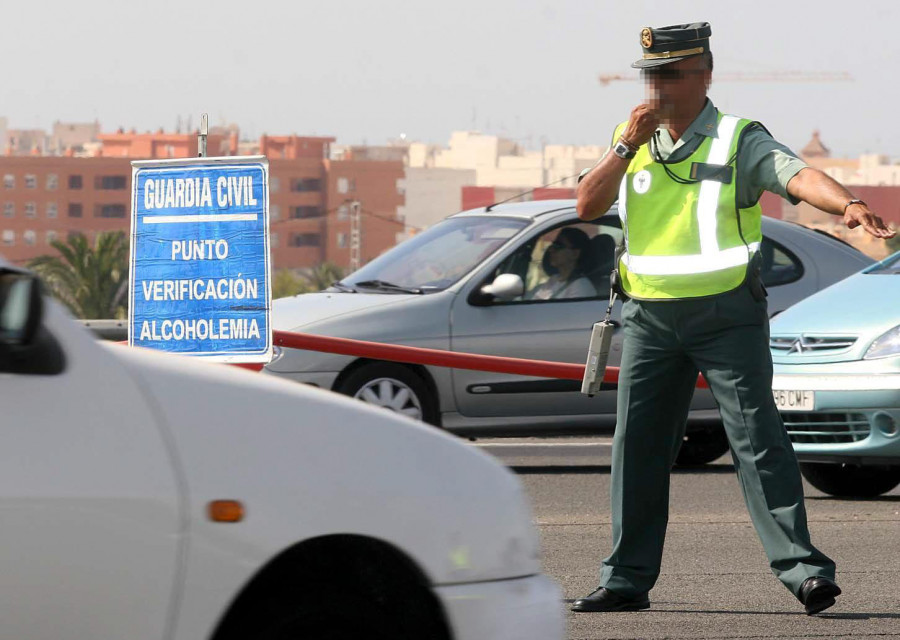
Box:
450 215 625 420
757 228 815 316
0 293 182 639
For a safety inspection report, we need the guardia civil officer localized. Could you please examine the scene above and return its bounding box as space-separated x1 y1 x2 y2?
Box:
573 22 896 616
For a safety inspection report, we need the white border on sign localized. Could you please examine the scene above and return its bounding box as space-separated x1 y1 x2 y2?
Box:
128 155 273 364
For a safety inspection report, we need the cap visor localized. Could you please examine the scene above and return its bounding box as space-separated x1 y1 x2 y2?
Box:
631 55 698 69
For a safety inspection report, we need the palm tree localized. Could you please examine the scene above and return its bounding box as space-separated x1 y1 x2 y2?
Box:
28 232 129 319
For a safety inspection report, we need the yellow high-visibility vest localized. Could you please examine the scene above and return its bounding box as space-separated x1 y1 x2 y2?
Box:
615 111 762 300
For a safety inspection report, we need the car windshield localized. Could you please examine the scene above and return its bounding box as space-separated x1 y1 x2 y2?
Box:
865 251 900 274
340 216 529 292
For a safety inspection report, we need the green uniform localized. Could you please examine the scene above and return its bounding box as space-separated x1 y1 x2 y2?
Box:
587 100 836 598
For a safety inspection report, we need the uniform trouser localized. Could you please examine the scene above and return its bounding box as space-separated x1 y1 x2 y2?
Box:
598 284 836 598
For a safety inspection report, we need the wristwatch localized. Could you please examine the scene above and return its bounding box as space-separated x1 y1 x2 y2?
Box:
843 198 867 213
613 137 637 160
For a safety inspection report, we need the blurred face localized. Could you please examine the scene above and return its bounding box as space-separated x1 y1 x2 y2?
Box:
548 236 579 271
642 56 710 120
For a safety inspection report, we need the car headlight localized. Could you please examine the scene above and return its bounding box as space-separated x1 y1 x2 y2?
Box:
864 325 900 360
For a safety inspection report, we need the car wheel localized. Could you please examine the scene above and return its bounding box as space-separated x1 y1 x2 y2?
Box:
675 423 730 466
337 362 439 426
799 462 900 498
259 600 403 640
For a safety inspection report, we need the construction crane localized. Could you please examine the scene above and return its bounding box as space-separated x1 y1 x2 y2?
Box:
598 71 854 86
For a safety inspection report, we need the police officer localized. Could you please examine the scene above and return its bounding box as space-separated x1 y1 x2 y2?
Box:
573 22 895 616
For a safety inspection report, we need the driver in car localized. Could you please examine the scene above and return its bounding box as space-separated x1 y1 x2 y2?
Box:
525 227 597 300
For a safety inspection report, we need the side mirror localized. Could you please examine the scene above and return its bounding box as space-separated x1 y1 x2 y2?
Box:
0 273 43 347
480 273 524 301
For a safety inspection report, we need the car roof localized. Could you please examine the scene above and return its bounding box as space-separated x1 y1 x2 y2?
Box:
448 199 864 250
448 199 577 221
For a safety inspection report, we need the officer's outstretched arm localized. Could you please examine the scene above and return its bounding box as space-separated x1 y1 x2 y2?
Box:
786 168 895 239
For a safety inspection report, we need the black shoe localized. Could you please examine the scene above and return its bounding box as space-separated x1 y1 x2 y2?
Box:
571 587 650 612
799 577 841 615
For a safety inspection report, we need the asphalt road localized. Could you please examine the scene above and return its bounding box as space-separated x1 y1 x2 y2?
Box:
476 437 900 640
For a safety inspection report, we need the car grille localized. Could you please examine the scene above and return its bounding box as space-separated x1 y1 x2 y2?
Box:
770 335 857 355
783 413 871 444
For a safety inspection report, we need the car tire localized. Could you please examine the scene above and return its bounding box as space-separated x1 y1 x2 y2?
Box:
257 600 405 640
799 462 900 498
336 362 440 426
675 423 730 466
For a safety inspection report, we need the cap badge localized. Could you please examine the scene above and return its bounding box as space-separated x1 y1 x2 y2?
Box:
640 28 653 48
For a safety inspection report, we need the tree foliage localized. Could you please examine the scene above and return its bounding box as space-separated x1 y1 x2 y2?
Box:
28 232 129 319
303 262 345 291
272 262 346 299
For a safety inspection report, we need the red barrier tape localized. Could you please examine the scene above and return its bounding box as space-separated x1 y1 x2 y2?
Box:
272 330 709 389
117 331 709 389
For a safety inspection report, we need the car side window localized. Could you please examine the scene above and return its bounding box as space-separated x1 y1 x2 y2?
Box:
491 219 622 303
759 237 804 287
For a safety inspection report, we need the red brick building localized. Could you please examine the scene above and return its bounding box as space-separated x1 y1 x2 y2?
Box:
0 132 405 271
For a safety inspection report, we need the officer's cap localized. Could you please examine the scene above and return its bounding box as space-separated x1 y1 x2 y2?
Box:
632 22 711 69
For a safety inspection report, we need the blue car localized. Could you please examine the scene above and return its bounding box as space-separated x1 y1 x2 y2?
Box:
770 251 900 497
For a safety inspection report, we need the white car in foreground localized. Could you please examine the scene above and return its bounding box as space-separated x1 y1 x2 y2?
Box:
0 263 563 640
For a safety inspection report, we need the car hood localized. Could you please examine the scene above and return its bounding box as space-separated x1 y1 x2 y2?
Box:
771 270 900 364
103 342 541 586
273 291 421 330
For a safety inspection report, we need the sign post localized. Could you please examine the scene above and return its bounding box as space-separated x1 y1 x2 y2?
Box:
128 155 272 363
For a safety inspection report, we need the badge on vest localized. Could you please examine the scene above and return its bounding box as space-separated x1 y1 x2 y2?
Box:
690 162 733 184
633 170 652 194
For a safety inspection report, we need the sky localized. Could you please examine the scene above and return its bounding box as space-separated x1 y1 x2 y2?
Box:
8 0 900 158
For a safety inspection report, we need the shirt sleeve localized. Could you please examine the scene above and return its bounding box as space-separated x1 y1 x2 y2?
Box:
737 125 809 207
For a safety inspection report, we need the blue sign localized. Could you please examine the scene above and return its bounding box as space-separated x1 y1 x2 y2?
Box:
128 157 271 362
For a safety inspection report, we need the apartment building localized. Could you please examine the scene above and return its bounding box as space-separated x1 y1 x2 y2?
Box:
1 131 406 271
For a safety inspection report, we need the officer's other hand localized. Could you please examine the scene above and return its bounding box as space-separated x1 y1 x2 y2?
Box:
622 104 660 147
843 204 896 239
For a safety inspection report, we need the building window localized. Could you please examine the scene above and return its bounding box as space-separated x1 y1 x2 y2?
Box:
289 206 322 219
288 233 321 247
46 202 58 218
271 232 279 248
46 230 58 245
2 230 13 246
3 174 14 189
25 202 36 218
270 177 280 193
3 202 13 218
68 203 83 218
290 178 322 192
337 233 348 248
25 174 37 189
24 230 36 246
94 175 127 190
67 230 84 242
270 204 280 221
337 177 349 194
94 204 127 218
46 173 58 191
68 175 83 189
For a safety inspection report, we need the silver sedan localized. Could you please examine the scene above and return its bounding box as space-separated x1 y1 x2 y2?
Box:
266 200 873 464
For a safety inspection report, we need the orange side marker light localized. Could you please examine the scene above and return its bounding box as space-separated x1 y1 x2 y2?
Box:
208 500 245 523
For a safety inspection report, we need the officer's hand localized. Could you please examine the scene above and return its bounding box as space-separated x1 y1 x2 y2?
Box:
844 204 896 239
621 104 660 147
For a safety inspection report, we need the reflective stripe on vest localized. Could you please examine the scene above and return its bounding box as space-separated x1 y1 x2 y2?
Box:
616 111 762 298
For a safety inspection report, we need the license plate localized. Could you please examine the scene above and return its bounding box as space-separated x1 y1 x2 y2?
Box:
772 389 814 411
